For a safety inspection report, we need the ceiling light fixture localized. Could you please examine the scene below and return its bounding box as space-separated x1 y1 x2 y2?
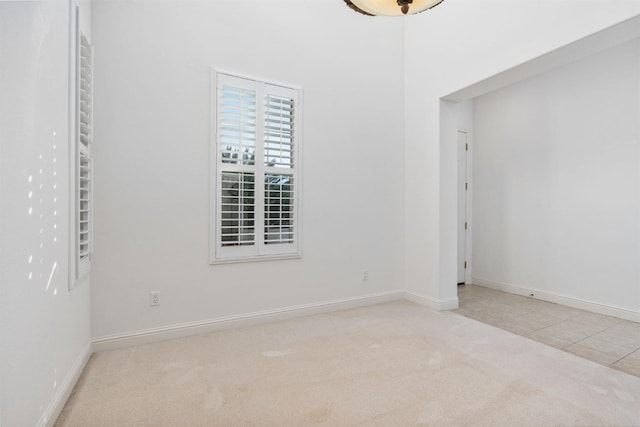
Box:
344 0 444 16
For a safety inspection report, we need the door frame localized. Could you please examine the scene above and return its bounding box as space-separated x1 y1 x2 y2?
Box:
457 130 473 285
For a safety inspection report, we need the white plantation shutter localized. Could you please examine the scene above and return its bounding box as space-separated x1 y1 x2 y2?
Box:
79 35 92 149
78 152 92 261
220 171 256 247
264 94 294 168
220 84 256 167
76 32 93 279
212 71 301 262
264 174 294 245
261 85 296 255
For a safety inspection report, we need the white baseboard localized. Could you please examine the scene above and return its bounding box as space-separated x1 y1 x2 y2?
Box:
40 343 92 427
93 291 405 352
472 278 640 323
404 292 459 311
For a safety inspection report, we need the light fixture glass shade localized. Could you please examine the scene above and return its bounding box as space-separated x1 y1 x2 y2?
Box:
349 0 444 16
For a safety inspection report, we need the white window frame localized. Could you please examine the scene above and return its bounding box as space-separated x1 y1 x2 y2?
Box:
210 69 303 264
69 1 93 288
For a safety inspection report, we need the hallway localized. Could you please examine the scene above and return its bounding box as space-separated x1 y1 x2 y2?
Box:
455 284 640 378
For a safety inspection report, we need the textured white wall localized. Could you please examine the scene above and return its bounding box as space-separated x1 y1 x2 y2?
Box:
404 0 640 305
90 0 406 339
472 39 640 313
0 1 91 425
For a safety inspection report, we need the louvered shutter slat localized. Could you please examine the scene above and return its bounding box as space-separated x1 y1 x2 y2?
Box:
264 174 294 245
263 94 295 170
219 171 256 247
219 84 257 167
78 151 92 260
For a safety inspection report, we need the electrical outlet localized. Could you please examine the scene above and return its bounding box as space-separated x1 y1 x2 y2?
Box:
150 292 160 307
361 269 368 281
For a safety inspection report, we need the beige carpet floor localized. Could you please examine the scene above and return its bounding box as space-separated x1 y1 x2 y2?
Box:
56 301 640 426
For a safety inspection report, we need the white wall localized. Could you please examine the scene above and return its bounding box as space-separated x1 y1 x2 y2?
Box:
90 0 406 339
0 1 92 425
472 38 640 316
404 0 640 307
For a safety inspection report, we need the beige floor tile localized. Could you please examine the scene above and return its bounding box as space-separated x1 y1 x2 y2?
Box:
593 322 640 350
456 284 640 378
611 349 640 377
564 344 626 366
493 320 540 336
564 336 633 366
552 317 615 337
493 293 530 304
511 311 567 330
457 300 497 312
469 298 512 310
510 298 556 311
455 309 504 327
478 305 531 322
494 317 554 336
532 304 582 320
572 312 623 329
525 325 589 349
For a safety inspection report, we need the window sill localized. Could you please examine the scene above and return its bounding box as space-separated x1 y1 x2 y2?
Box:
210 253 302 265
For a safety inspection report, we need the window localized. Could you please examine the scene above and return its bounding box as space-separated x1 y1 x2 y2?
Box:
211 71 302 263
69 4 93 287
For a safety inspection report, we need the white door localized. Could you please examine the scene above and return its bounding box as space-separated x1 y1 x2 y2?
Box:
457 131 468 284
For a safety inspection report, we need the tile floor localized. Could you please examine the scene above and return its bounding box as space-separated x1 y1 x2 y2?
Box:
454 284 640 378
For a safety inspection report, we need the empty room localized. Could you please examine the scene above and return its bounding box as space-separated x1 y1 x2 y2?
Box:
2 0 640 425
